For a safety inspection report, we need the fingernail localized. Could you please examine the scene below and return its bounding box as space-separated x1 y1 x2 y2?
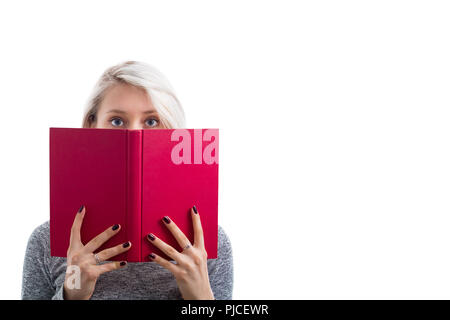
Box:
78 205 84 213
149 253 156 260
120 261 127 266
163 216 171 224
122 241 130 248
193 205 198 214
147 233 155 241
112 224 119 231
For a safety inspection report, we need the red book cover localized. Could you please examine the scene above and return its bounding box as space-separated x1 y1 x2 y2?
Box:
49 127 219 262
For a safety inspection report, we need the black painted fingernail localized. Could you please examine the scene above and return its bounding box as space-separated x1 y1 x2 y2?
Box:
193 205 198 214
147 233 155 241
149 253 156 260
112 224 119 231
163 216 171 224
122 241 130 248
120 261 127 266
78 205 84 213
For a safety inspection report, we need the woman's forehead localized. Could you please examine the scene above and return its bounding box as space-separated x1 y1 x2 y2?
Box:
99 83 155 114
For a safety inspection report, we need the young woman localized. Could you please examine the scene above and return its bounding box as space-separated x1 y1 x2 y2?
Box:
21 61 233 300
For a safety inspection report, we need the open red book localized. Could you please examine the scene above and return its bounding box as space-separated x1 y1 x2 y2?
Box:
50 127 218 262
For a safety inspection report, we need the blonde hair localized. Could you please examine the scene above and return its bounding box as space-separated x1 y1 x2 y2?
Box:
82 61 186 128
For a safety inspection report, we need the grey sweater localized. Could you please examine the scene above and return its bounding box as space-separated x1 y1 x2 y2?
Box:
21 221 233 300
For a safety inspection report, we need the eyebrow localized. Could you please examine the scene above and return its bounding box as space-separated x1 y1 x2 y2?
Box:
106 109 157 114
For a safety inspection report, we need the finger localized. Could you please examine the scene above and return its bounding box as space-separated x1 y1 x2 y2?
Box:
191 205 205 249
69 205 86 248
95 241 132 262
84 224 121 253
161 216 192 249
96 261 127 275
148 252 179 274
146 233 187 264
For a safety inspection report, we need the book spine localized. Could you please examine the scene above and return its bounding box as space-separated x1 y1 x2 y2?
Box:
126 130 142 262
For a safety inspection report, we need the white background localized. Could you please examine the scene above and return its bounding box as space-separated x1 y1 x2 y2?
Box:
0 1 449 299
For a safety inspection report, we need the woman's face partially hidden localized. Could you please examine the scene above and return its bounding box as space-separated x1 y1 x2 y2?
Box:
94 83 163 130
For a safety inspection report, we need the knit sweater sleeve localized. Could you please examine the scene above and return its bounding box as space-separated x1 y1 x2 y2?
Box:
21 222 65 300
207 225 234 300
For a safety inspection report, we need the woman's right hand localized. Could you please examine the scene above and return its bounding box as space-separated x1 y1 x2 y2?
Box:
63 205 131 300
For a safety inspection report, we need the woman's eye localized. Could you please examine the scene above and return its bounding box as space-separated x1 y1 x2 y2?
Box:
111 118 124 127
146 118 159 127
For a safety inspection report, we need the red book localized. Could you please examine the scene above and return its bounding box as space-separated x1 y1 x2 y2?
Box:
50 127 219 262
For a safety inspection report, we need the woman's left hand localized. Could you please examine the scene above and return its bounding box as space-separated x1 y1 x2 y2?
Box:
146 206 214 300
